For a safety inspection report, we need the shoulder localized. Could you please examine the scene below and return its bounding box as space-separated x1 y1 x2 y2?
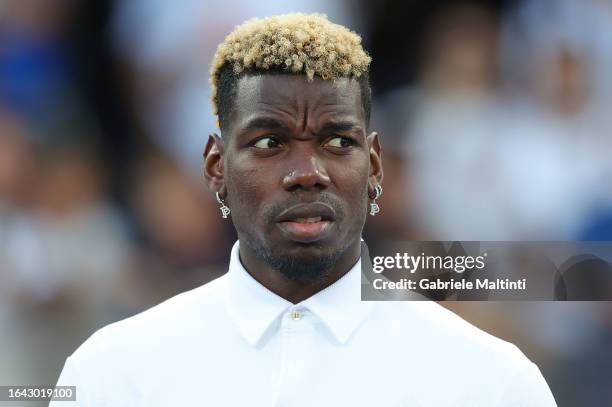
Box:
372 300 534 370
368 301 556 404
70 275 228 362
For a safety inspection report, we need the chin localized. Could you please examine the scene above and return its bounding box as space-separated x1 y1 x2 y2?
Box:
281 239 339 256
271 251 341 282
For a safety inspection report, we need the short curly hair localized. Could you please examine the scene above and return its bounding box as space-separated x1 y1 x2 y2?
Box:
210 13 372 132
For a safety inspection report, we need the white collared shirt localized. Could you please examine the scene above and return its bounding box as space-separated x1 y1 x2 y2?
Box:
52 241 556 406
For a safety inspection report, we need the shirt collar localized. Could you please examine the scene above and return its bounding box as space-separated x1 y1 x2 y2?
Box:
223 241 371 347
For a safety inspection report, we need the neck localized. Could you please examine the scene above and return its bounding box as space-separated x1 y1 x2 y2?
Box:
238 240 361 304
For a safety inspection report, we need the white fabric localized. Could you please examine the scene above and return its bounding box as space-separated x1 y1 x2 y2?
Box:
52 241 556 406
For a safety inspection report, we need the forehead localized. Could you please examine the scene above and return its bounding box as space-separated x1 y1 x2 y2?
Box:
230 74 364 130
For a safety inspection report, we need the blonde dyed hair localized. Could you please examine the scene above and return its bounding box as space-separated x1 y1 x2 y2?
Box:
210 13 371 117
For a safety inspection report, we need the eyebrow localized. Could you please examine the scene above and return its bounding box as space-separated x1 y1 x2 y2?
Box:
319 121 363 135
239 117 293 135
238 116 363 136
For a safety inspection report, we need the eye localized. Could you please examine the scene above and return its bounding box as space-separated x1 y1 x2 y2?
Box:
325 136 354 148
252 137 281 149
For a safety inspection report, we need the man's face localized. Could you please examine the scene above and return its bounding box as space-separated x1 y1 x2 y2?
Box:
206 74 382 280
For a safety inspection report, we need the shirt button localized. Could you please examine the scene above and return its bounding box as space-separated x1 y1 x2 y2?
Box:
291 310 302 321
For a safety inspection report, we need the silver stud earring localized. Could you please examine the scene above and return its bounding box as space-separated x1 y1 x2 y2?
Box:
216 192 231 219
369 184 382 216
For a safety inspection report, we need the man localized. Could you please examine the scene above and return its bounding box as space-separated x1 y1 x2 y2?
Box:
52 13 556 406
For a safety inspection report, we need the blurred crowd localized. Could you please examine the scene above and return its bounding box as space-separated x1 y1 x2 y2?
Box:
0 0 611 405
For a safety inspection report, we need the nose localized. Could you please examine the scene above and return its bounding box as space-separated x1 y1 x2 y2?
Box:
282 149 331 192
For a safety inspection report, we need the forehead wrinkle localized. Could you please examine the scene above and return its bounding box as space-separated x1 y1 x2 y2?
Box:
254 75 353 111
234 74 364 137
303 100 361 132
253 89 305 132
254 89 299 108
256 102 298 119
255 104 302 134
309 84 364 125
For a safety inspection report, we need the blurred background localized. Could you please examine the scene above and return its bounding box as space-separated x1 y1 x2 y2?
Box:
0 0 611 405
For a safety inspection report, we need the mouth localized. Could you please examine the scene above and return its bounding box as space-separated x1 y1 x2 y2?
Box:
275 203 336 243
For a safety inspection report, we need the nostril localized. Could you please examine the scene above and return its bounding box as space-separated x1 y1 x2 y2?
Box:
283 171 328 191
286 183 301 193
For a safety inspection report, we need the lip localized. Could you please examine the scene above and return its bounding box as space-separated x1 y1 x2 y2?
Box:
275 203 336 243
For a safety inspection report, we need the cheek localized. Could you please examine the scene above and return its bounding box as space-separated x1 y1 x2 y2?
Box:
225 155 279 230
225 159 261 210
337 166 369 241
331 160 369 212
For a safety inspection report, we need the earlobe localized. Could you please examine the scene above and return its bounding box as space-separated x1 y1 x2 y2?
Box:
203 133 226 194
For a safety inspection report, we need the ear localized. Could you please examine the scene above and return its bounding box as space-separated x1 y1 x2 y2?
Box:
366 131 383 190
203 133 226 196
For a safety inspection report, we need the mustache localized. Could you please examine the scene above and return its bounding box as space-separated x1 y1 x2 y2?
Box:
264 193 344 224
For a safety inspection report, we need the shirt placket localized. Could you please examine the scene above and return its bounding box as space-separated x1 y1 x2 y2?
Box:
272 306 315 406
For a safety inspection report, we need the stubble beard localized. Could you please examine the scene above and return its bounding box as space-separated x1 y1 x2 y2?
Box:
236 194 361 282
243 235 348 283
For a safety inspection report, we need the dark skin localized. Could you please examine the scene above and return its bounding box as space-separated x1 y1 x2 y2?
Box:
204 74 382 303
